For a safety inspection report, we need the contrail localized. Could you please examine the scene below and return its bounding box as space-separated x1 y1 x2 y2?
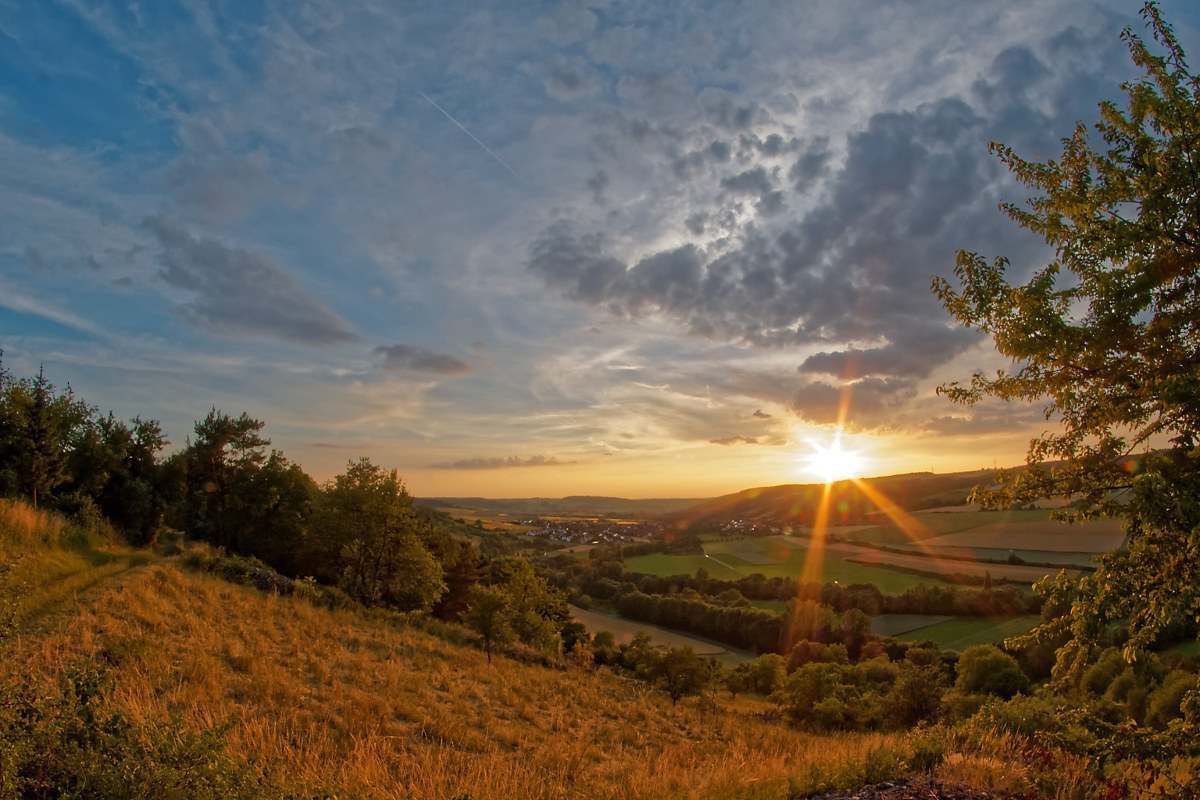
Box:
419 91 517 177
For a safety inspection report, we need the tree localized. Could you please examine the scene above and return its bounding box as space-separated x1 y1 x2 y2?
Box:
932 4 1200 673
0 365 92 510
643 646 714 705
463 584 516 664
234 451 318 572
178 410 269 550
488 557 568 656
314 458 445 613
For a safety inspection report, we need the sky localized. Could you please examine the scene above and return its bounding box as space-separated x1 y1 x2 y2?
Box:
2 0 1198 499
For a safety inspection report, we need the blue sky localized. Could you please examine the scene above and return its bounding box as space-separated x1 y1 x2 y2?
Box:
2 0 1197 497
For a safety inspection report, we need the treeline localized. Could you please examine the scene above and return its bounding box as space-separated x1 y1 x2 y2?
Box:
552 556 1039 624
0 360 570 655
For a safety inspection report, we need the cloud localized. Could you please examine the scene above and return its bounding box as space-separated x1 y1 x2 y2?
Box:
144 215 358 346
528 54 602 101
798 323 980 379
374 344 473 375
431 454 568 469
536 2 597 45
789 378 918 429
526 21 1132 394
163 129 288 224
710 435 760 445
917 401 1045 437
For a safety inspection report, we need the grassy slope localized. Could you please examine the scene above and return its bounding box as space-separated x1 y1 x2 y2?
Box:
6 556 915 800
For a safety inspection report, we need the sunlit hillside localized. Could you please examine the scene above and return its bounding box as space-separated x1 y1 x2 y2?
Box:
0 501 952 800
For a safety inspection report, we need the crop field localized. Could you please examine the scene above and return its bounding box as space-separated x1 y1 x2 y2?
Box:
625 541 954 594
919 519 1125 551
901 547 1099 568
870 614 952 637
844 509 1059 545
895 615 1041 651
844 547 1079 582
569 605 734 658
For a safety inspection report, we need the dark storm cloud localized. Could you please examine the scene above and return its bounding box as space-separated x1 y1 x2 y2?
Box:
530 25 1128 390
144 215 358 346
374 344 473 375
431 455 567 469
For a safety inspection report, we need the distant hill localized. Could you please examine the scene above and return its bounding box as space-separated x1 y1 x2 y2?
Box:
415 495 704 518
419 469 1001 526
666 469 999 528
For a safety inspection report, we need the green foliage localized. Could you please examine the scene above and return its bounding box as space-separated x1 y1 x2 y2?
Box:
462 583 516 664
641 645 718 705
729 653 787 697
463 557 567 661
954 645 1029 700
488 556 568 656
935 3 1200 665
0 661 286 799
313 458 446 613
884 665 944 729
174 409 271 551
0 361 144 519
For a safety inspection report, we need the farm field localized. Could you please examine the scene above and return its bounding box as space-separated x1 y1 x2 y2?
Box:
625 511 1116 592
624 542 952 594
895 615 1041 651
842 508 1059 545
889 547 1098 568
842 546 1081 583
870 614 953 637
916 519 1125 551
569 604 751 666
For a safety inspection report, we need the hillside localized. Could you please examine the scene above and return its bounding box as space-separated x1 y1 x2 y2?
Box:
416 469 1002 528
4 554 922 799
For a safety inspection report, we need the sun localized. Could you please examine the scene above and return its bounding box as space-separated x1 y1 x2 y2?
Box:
804 435 867 483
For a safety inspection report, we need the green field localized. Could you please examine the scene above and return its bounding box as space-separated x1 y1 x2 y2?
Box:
871 614 952 637
750 599 789 614
845 509 1059 545
915 547 1098 568
896 615 1040 651
624 540 955 593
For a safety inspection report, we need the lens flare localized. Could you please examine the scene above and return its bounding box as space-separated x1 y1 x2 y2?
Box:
804 435 866 484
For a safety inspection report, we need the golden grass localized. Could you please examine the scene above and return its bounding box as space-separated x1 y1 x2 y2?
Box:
0 497 72 560
0 498 149 635
5 562 910 800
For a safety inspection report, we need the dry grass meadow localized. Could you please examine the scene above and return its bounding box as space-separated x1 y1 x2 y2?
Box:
2 496 1089 799
5 558 919 800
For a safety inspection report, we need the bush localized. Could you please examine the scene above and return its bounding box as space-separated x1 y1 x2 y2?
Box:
954 645 1028 699
0 661 292 799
